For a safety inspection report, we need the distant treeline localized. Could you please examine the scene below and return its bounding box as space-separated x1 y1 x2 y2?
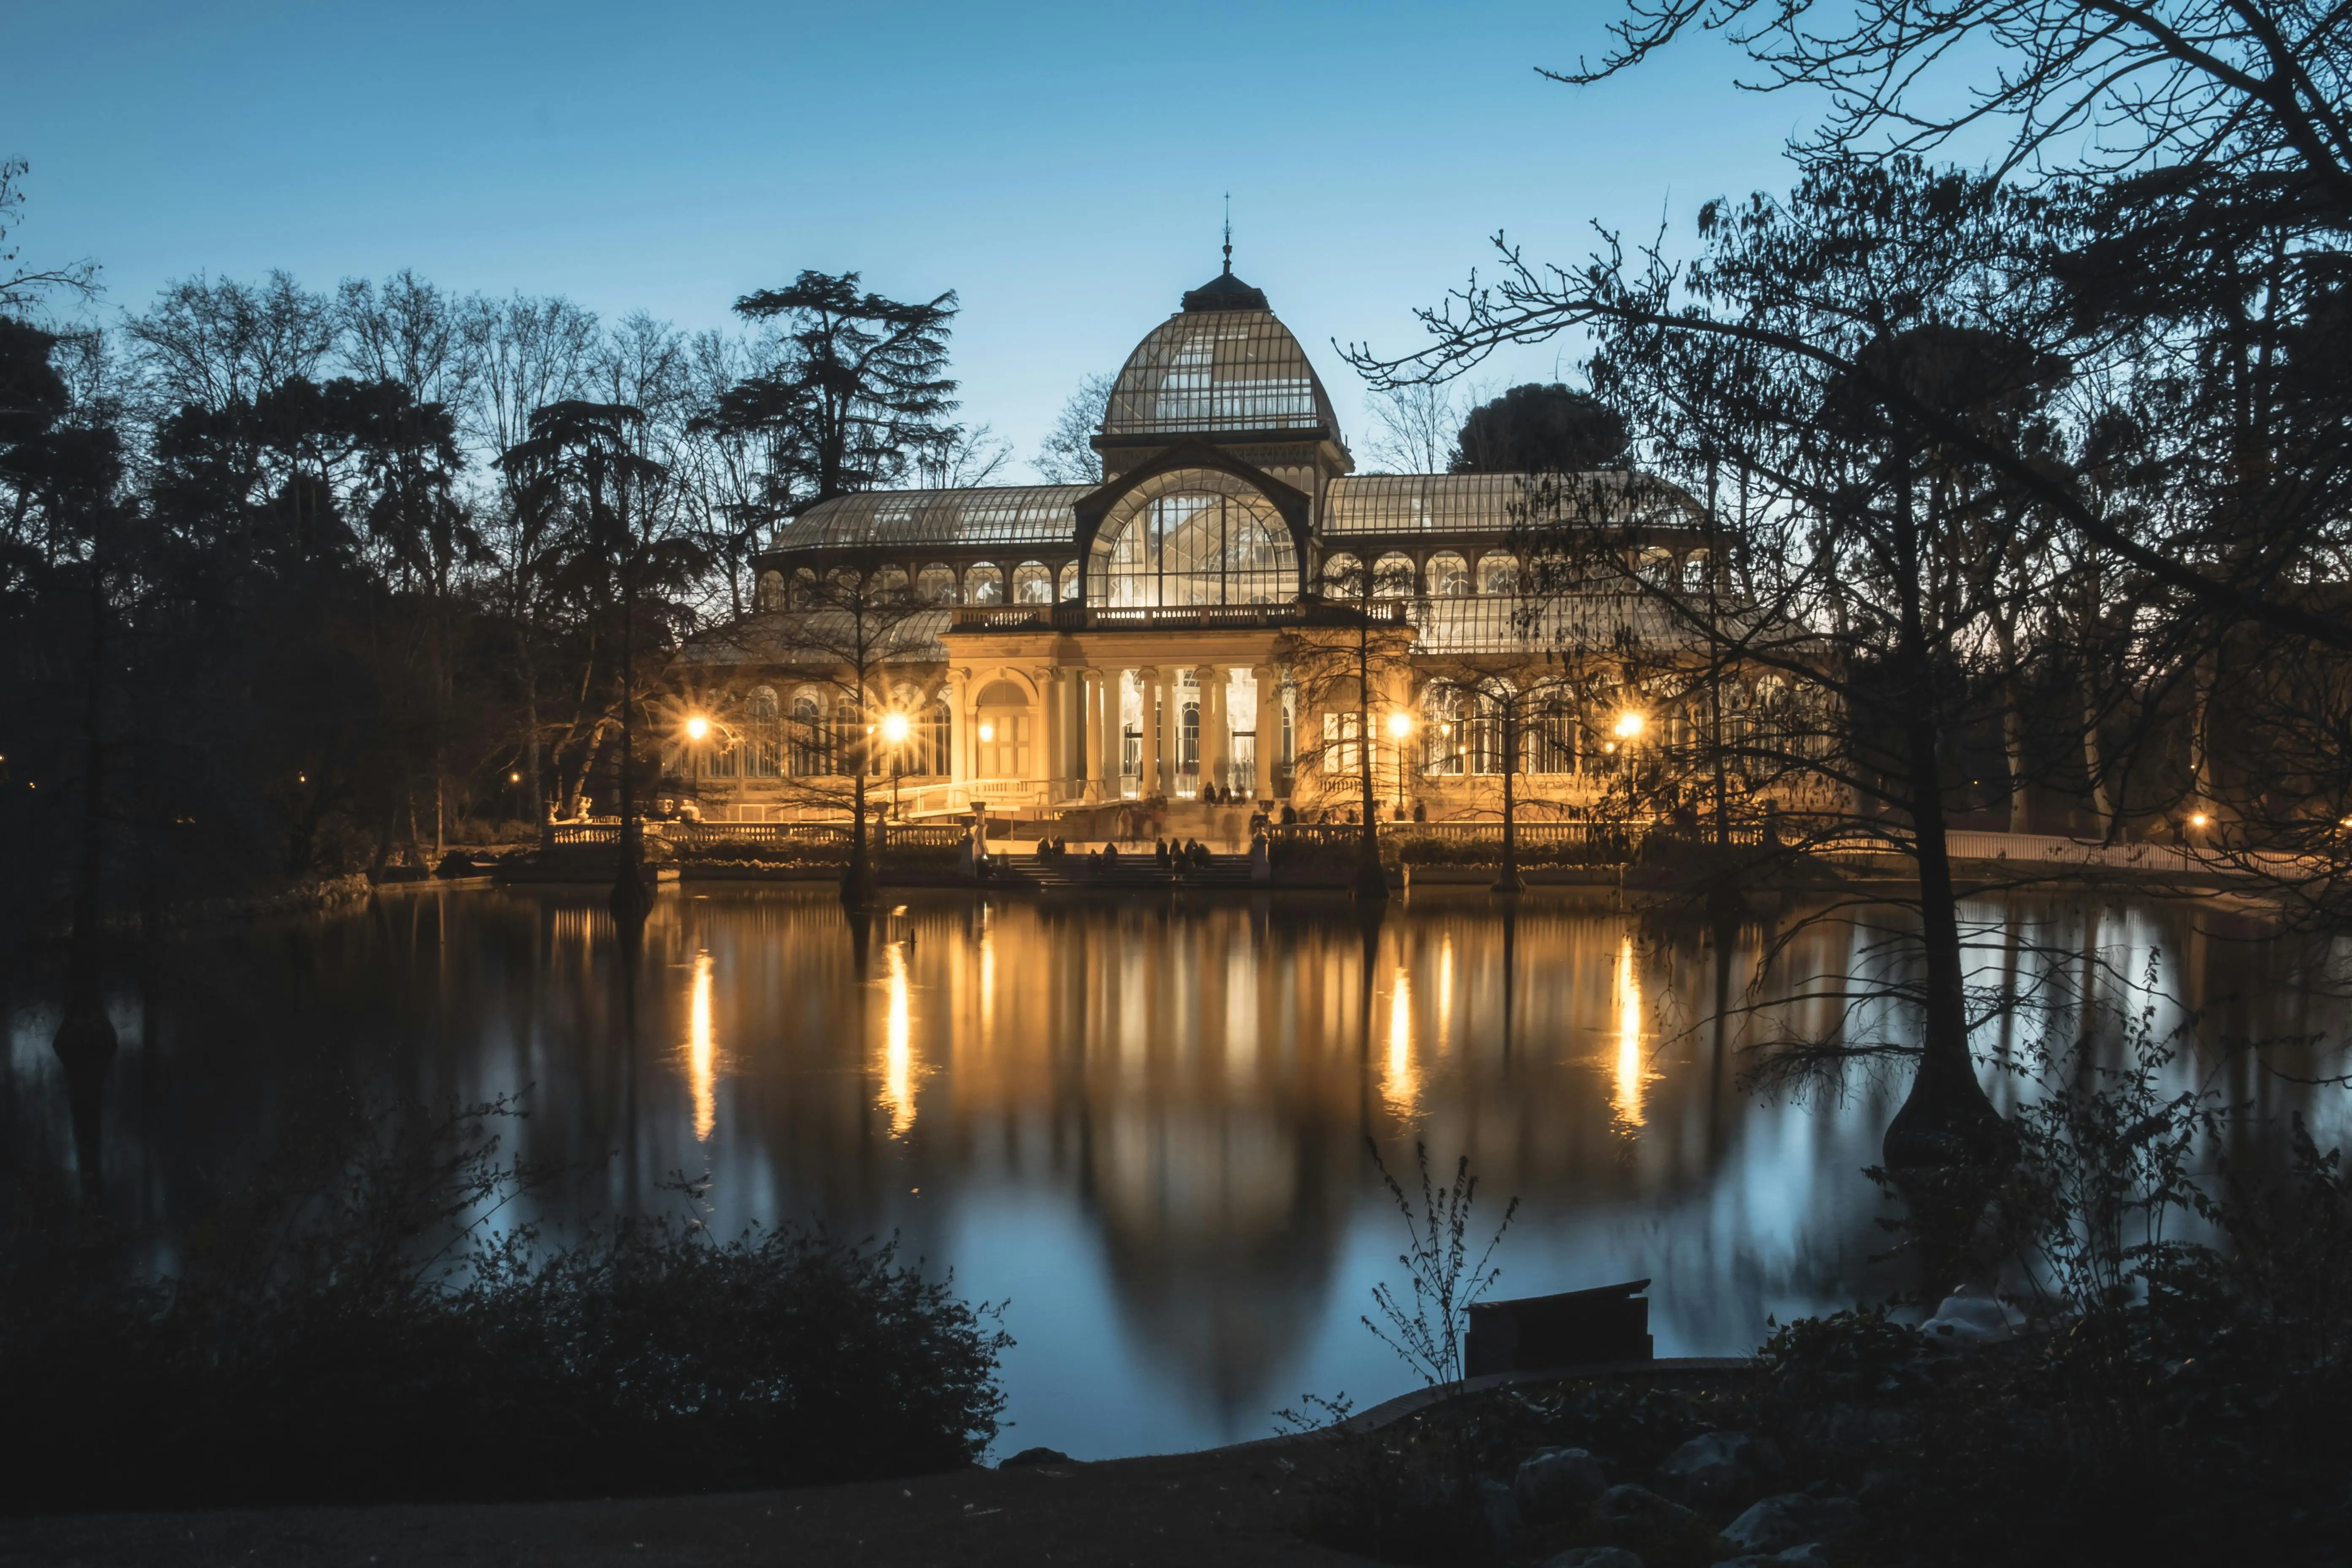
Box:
0 232 995 922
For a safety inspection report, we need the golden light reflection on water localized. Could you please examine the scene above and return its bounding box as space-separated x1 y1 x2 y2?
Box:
881 938 916 1136
1437 937 1454 1053
1612 934 1646 1133
1383 965 1417 1114
687 950 716 1142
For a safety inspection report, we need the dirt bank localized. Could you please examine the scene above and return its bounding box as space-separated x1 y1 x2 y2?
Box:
0 1442 1370 1568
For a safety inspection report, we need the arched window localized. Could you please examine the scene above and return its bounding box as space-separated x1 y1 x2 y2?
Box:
1086 469 1299 607
917 564 958 603
755 570 785 611
1371 552 1417 598
1427 552 1469 597
872 565 911 602
1637 547 1676 586
1528 683 1580 774
1012 561 1054 603
701 704 741 778
916 696 952 775
1057 562 1081 600
1321 551 1363 599
1477 552 1519 595
747 687 783 778
1421 683 1465 776
1471 685 1515 775
788 690 827 776
834 699 879 777
973 678 1031 779
965 563 1004 604
1682 551 1710 593
789 568 818 608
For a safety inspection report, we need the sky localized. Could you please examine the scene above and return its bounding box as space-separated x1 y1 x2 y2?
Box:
5 0 1819 475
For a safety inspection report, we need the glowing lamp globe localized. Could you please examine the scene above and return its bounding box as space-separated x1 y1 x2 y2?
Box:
684 714 711 742
881 712 911 745
1386 711 1414 739
1612 711 1647 740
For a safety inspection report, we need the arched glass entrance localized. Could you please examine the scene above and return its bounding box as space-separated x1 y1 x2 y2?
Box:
1086 470 1300 607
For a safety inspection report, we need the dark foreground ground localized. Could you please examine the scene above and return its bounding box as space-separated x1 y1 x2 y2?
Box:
0 1443 1368 1568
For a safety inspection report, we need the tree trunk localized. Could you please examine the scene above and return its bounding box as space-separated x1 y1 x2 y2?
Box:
611 575 649 929
1495 706 1523 894
2081 660 2115 841
2004 695 2031 836
1882 478 2011 1231
1354 629 1387 902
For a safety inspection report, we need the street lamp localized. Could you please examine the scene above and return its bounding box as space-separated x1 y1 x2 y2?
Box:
1611 710 1646 741
1386 710 1415 816
684 714 711 742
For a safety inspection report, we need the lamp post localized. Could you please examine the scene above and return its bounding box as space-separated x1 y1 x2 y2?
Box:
1386 710 1415 819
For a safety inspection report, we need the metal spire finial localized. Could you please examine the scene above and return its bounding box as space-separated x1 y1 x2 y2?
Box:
1222 192 1232 275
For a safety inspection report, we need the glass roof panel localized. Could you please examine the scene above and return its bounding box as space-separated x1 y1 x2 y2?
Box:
772 486 1089 552
1322 472 1693 537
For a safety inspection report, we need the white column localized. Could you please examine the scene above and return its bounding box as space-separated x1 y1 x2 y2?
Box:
1252 665 1276 800
1137 665 1161 799
1091 669 1117 800
1200 665 1228 793
946 671 970 797
1032 668 1055 793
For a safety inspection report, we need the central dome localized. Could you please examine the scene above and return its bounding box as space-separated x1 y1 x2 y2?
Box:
1100 271 1341 442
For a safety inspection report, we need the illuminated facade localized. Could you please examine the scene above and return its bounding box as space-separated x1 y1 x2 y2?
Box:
684 264 1720 822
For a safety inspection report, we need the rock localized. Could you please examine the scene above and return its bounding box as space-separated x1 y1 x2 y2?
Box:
1711 1549 1828 1568
1516 1445 1609 1520
1478 1476 1522 1541
1919 1287 2018 1346
1719 1494 1862 1554
1593 1483 1699 1526
1655 1430 1775 1510
998 1446 1072 1467
1547 1548 1646 1568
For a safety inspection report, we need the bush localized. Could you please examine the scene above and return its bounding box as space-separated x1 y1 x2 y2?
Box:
0 1092 1008 1512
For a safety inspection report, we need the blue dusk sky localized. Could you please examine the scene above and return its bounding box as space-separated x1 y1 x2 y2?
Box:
6 1 1820 471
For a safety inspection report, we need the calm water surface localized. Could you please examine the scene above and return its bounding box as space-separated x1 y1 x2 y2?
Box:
8 885 2351 1458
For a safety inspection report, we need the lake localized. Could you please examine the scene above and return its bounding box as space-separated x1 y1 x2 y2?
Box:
7 884 2350 1458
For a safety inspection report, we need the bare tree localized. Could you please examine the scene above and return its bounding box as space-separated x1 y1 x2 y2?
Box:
0 157 98 319
1359 381 1462 474
1032 372 1113 484
1287 551 1422 899
468 293 599 816
707 569 944 907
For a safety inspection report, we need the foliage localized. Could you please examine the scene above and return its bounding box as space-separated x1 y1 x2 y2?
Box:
1449 381 1628 473
1363 1140 1520 1387
0 1091 1009 1512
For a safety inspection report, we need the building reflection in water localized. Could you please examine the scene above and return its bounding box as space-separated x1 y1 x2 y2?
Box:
22 885 2351 1459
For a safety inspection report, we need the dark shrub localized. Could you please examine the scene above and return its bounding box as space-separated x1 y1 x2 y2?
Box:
0 1093 1008 1512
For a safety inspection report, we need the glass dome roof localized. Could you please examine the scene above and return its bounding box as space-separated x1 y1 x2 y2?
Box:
1100 273 1341 441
